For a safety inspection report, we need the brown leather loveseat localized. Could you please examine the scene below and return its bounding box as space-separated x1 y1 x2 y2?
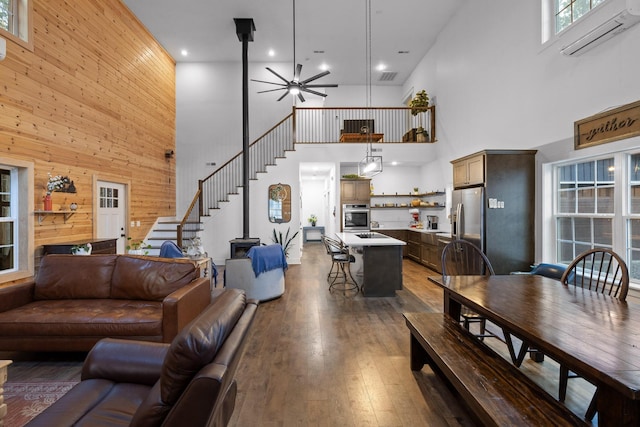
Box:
24 288 258 427
0 254 211 352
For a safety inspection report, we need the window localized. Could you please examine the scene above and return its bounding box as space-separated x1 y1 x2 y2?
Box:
0 168 15 272
554 0 607 33
553 151 640 285
0 157 33 283
0 0 32 49
556 158 615 263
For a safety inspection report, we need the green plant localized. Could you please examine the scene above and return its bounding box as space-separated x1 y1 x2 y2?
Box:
308 214 318 225
126 237 151 254
271 227 300 257
409 90 430 135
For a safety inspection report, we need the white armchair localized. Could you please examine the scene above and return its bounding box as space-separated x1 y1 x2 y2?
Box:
224 245 286 302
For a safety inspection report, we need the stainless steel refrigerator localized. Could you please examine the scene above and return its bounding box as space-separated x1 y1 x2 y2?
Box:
451 186 533 274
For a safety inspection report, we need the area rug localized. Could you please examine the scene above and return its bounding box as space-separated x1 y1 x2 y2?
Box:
3 381 76 427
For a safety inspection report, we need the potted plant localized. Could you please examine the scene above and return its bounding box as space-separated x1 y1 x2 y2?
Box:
127 237 151 255
308 214 318 227
271 227 299 258
409 90 430 142
413 187 420 195
71 243 92 255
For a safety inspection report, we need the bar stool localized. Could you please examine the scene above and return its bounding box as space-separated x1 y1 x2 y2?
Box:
321 236 358 292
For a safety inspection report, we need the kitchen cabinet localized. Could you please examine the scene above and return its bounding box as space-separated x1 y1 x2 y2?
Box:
377 229 408 257
451 150 537 274
452 153 485 188
340 179 371 204
407 230 421 263
420 233 440 271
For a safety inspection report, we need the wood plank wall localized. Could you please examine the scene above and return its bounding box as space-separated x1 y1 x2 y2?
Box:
0 1 176 265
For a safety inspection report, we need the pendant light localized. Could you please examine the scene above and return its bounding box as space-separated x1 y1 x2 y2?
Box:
358 0 382 178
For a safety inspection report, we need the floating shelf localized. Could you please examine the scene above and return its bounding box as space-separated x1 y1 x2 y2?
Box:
34 210 75 224
371 191 445 197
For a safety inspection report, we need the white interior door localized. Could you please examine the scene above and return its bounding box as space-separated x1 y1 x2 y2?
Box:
97 181 127 253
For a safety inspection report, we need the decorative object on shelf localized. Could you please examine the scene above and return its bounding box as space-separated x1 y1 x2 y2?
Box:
70 202 78 211
413 187 419 195
43 194 53 211
308 214 318 227
71 243 92 255
46 173 76 193
186 236 205 259
409 90 430 141
126 237 151 255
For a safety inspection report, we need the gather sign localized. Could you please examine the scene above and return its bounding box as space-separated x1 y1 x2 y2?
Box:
574 100 640 149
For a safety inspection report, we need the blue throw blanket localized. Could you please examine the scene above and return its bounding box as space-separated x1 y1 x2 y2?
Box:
246 244 288 276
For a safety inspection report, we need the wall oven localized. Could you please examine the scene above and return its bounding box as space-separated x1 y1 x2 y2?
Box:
342 204 370 231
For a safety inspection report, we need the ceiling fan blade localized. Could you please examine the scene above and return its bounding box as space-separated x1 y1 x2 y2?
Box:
301 70 330 84
303 83 339 88
277 91 290 102
266 67 290 84
300 87 328 98
257 88 288 94
298 92 306 103
294 64 302 82
251 79 287 87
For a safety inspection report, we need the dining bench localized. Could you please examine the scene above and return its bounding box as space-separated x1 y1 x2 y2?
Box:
404 312 588 427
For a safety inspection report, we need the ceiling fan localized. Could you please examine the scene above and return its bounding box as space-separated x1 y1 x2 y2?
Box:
251 0 338 102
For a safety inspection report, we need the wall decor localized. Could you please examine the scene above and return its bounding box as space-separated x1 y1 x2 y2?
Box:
268 183 291 223
575 100 640 149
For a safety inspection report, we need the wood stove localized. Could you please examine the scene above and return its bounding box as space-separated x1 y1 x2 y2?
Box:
230 238 260 258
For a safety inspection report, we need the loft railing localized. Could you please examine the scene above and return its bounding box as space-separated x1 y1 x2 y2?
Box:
294 106 435 144
178 106 435 244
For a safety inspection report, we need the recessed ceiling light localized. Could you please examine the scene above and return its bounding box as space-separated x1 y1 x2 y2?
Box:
391 161 399 166
376 63 387 71
268 49 275 57
181 49 188 57
319 63 329 71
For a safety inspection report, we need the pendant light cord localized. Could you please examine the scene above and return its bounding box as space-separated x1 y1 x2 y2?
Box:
365 0 372 151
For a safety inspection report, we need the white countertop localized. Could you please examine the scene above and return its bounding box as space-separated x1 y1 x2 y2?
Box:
336 232 407 246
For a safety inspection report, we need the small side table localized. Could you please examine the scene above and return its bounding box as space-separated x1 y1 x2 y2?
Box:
303 226 325 243
0 360 11 426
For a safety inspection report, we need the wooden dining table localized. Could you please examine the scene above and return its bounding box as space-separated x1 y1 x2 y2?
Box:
433 274 640 427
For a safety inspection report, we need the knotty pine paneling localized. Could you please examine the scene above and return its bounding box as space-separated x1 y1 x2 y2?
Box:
0 0 176 262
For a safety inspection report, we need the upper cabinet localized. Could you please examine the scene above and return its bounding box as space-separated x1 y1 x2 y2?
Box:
452 153 485 188
340 179 371 204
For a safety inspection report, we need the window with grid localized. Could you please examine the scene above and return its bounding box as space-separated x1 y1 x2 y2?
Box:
556 158 615 264
555 0 608 33
0 168 16 272
627 154 640 281
0 0 31 46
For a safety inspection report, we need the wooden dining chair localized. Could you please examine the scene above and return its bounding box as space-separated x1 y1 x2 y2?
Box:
441 240 496 339
558 248 629 420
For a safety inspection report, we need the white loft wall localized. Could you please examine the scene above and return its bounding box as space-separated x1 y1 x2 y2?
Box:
403 0 640 261
404 0 640 190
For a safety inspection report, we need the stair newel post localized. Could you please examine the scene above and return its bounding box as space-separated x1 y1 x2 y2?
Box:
234 18 256 240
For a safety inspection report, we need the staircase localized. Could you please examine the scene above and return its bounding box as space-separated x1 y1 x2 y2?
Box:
162 106 435 250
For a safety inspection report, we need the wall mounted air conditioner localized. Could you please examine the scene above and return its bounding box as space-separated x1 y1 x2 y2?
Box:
560 0 640 56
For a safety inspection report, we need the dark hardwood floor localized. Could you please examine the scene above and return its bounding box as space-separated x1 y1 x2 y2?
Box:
2 242 597 426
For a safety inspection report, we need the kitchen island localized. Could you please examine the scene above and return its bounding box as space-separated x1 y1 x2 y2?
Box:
336 232 406 297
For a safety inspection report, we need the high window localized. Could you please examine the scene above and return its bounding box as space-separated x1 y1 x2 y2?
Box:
0 168 15 272
555 0 608 33
554 151 640 285
0 0 32 49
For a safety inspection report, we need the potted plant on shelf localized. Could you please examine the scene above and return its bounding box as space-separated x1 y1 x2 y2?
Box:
127 237 151 255
409 90 430 142
308 214 318 227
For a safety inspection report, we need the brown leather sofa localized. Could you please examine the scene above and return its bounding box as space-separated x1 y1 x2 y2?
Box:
0 254 211 351
24 288 258 427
